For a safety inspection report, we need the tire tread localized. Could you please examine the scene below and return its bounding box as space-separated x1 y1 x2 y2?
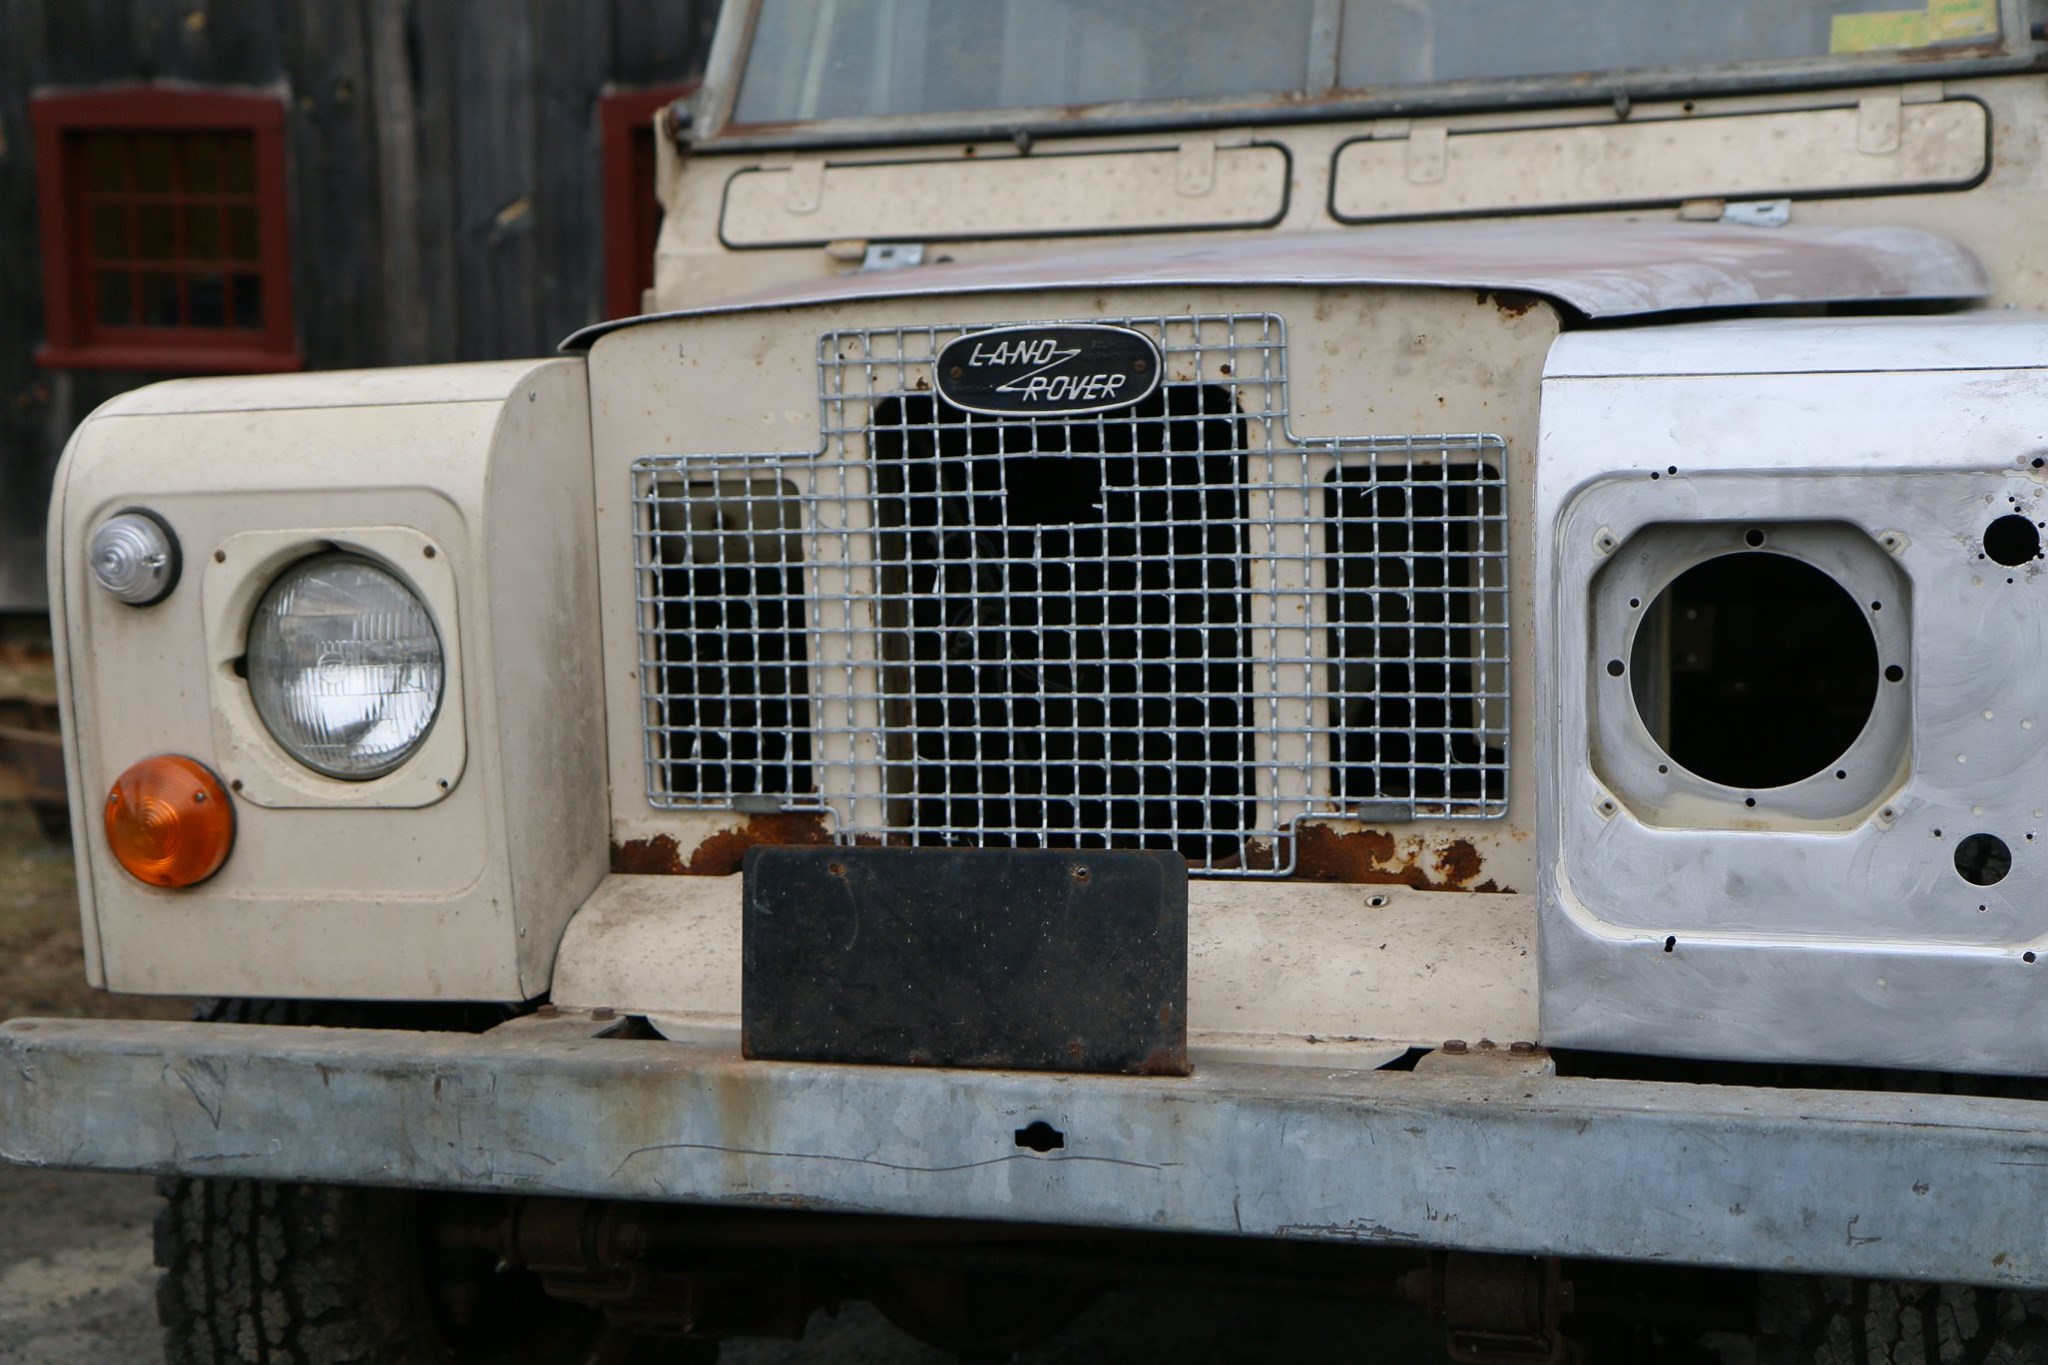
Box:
1758 1276 2048 1365
153 998 639 1365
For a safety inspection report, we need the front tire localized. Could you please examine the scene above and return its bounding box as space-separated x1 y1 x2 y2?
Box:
155 1178 659 1365
1756 1276 2048 1365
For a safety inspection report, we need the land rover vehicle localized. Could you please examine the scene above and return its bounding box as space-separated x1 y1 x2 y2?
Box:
12 0 2048 1360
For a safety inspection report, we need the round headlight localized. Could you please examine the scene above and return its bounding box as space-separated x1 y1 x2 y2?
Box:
245 554 444 780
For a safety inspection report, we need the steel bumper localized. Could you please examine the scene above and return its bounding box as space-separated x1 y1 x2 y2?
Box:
3 1014 2044 1288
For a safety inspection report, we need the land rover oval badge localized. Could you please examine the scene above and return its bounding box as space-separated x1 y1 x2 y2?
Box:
935 324 1161 418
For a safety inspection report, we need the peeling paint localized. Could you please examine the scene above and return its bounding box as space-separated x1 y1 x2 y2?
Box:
611 813 834 876
1289 824 1507 892
1478 288 1542 319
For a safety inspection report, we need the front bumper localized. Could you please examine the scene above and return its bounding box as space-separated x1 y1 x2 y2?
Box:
3 1013 2044 1289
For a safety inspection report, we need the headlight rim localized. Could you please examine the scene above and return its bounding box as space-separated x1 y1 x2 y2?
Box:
198 525 467 811
244 548 448 783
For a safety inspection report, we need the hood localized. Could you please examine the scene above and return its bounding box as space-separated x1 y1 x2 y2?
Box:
561 219 1987 352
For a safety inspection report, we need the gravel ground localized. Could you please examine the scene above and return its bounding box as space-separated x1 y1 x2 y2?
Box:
0 1168 164 1365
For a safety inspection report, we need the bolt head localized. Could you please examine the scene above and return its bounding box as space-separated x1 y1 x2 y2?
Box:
1442 1039 1469 1055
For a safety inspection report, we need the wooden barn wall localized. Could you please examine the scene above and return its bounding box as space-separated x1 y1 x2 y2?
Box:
0 0 721 612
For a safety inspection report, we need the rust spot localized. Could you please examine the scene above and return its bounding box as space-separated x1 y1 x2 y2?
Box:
1478 288 1541 319
1290 823 1501 891
1433 839 1484 885
1136 1044 1191 1077
611 832 685 874
913 375 930 390
610 813 833 876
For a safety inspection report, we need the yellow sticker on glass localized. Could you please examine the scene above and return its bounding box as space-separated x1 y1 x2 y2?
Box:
1831 10 1930 52
1832 0 1999 51
1927 0 1999 40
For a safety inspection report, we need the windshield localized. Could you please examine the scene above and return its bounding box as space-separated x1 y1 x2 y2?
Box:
732 0 2008 126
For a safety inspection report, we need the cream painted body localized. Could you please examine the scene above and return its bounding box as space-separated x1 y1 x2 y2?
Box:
721 141 1291 246
567 284 1549 1047
652 76 2048 312
49 361 607 1000
553 878 1538 1066
591 285 1551 891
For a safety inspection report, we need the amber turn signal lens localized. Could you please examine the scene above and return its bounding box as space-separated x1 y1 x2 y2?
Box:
104 755 234 888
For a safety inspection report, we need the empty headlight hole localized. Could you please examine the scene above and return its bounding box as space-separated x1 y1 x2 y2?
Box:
1629 552 1879 789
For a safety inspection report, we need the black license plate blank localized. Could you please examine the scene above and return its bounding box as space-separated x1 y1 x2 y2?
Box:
741 845 1188 1076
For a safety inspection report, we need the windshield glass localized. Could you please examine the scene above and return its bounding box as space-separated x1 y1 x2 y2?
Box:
733 0 2006 126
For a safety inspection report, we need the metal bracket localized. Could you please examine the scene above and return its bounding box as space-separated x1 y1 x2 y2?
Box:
1406 125 1450 184
662 98 694 147
1402 1254 1573 1365
784 157 824 214
1176 139 1217 197
1722 198 1792 228
1414 1040 1556 1078
1346 799 1418 823
1858 92 1903 155
1678 198 1791 227
859 243 924 272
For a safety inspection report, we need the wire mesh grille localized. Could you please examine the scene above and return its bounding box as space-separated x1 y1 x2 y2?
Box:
632 314 1508 876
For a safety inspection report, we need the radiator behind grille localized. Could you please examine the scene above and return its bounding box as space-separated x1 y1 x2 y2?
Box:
632 314 1508 876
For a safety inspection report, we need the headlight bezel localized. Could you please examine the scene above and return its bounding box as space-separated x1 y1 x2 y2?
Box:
200 527 467 809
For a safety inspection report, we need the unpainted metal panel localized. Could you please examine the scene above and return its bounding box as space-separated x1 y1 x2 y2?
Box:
1545 310 2048 379
1332 99 1987 220
1537 316 2048 1075
719 143 1290 246
4 1016 2045 1288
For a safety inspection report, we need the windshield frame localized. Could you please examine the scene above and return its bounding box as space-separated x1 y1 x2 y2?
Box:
693 0 2041 151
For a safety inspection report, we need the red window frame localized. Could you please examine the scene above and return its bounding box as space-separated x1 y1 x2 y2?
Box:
33 87 301 373
600 85 697 322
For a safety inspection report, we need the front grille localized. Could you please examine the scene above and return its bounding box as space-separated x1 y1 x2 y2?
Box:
632 314 1508 876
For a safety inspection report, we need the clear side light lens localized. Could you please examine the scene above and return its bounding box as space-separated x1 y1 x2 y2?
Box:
89 511 180 605
246 553 444 780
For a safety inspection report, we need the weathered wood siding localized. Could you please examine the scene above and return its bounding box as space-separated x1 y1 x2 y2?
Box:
0 0 720 611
